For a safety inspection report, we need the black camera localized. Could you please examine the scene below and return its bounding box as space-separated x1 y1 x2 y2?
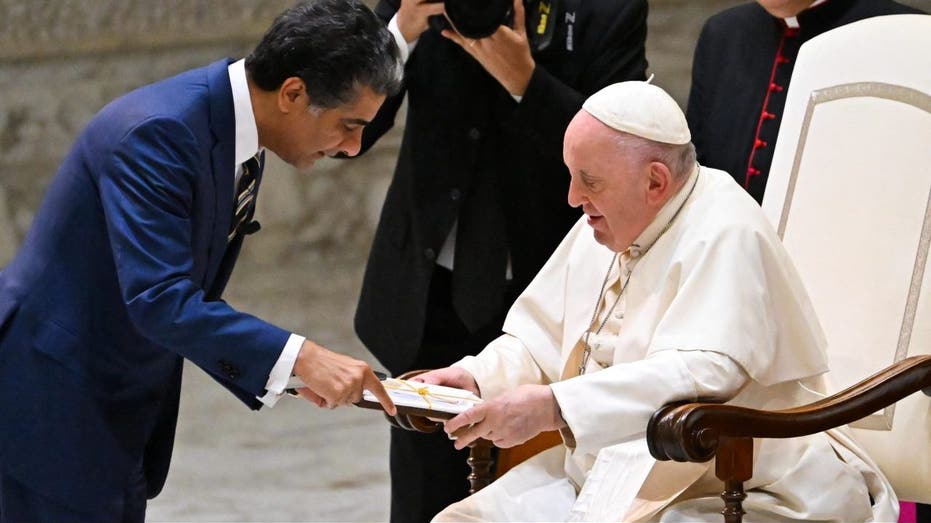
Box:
427 0 513 39
427 0 559 50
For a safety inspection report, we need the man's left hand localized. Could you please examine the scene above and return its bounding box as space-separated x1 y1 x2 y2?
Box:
441 0 535 97
443 384 566 450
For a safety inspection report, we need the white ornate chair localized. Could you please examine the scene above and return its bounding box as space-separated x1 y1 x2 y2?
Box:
647 14 931 522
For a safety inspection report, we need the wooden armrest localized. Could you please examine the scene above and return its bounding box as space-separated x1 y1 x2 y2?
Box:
648 355 931 464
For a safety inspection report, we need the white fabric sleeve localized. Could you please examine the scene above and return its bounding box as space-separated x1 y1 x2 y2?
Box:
388 14 418 64
256 333 305 407
453 334 546 400
549 350 748 455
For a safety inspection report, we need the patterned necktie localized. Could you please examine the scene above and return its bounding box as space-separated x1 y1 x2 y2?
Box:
228 153 261 241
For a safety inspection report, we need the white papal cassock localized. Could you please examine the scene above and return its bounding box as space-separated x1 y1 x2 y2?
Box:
435 165 896 522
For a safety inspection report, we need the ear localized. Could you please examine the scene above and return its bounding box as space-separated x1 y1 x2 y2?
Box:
645 161 673 207
277 77 307 114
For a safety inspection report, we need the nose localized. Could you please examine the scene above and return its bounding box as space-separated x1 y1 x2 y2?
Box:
567 175 585 208
338 128 364 157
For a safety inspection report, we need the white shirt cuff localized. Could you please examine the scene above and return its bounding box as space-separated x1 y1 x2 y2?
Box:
256 333 305 407
388 14 417 64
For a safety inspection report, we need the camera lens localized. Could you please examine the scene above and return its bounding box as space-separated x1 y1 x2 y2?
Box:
444 0 512 39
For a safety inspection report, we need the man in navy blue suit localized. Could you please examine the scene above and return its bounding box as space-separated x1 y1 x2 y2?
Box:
0 1 399 521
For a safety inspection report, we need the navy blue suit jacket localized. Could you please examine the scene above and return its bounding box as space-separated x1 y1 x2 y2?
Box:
0 59 289 512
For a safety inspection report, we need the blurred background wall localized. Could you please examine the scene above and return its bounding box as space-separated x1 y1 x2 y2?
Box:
1 0 927 268
0 1 928 520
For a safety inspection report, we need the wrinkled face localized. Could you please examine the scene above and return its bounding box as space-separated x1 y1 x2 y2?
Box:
563 112 657 253
756 0 813 17
273 82 384 170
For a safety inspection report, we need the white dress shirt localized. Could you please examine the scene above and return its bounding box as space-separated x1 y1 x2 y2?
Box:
228 59 304 407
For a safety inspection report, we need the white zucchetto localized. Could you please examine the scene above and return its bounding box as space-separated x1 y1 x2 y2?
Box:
582 81 691 145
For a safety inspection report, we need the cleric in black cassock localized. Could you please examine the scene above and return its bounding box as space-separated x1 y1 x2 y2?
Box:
687 0 923 204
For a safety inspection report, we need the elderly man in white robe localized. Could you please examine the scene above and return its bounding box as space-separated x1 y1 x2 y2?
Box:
415 81 897 522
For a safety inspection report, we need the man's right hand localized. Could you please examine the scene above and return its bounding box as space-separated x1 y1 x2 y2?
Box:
396 0 446 43
292 339 396 415
411 366 480 397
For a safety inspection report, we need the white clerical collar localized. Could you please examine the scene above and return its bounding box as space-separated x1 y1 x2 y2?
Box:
784 0 829 28
228 59 261 166
627 163 700 259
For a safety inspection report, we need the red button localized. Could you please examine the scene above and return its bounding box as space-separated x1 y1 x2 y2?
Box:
748 167 761 177
769 83 784 92
762 112 776 120
777 55 791 64
754 139 768 149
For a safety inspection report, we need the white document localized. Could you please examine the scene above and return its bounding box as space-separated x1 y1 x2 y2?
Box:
363 378 483 414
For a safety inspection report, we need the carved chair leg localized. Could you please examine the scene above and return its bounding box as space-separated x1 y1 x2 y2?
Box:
715 436 753 523
467 439 495 494
721 480 747 523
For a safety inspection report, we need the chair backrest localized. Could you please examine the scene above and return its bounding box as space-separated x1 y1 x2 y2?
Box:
761 14 931 503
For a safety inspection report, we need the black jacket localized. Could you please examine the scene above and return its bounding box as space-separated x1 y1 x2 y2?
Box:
687 0 922 203
355 0 648 374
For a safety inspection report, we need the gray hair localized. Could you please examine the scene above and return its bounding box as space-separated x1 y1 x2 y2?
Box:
611 131 697 180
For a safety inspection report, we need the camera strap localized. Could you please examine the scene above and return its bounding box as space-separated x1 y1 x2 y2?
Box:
526 0 559 52
528 0 581 56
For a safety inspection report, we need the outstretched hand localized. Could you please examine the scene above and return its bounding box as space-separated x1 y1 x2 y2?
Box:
441 0 535 96
292 339 396 416
443 384 565 450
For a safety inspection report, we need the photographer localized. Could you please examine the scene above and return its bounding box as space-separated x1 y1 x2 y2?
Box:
353 0 647 520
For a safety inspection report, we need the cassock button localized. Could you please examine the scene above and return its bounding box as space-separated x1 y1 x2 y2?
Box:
424 248 436 261
468 128 481 141
769 83 784 93
762 112 776 121
754 139 767 149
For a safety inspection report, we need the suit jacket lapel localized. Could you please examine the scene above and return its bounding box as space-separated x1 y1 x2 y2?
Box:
203 58 236 290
